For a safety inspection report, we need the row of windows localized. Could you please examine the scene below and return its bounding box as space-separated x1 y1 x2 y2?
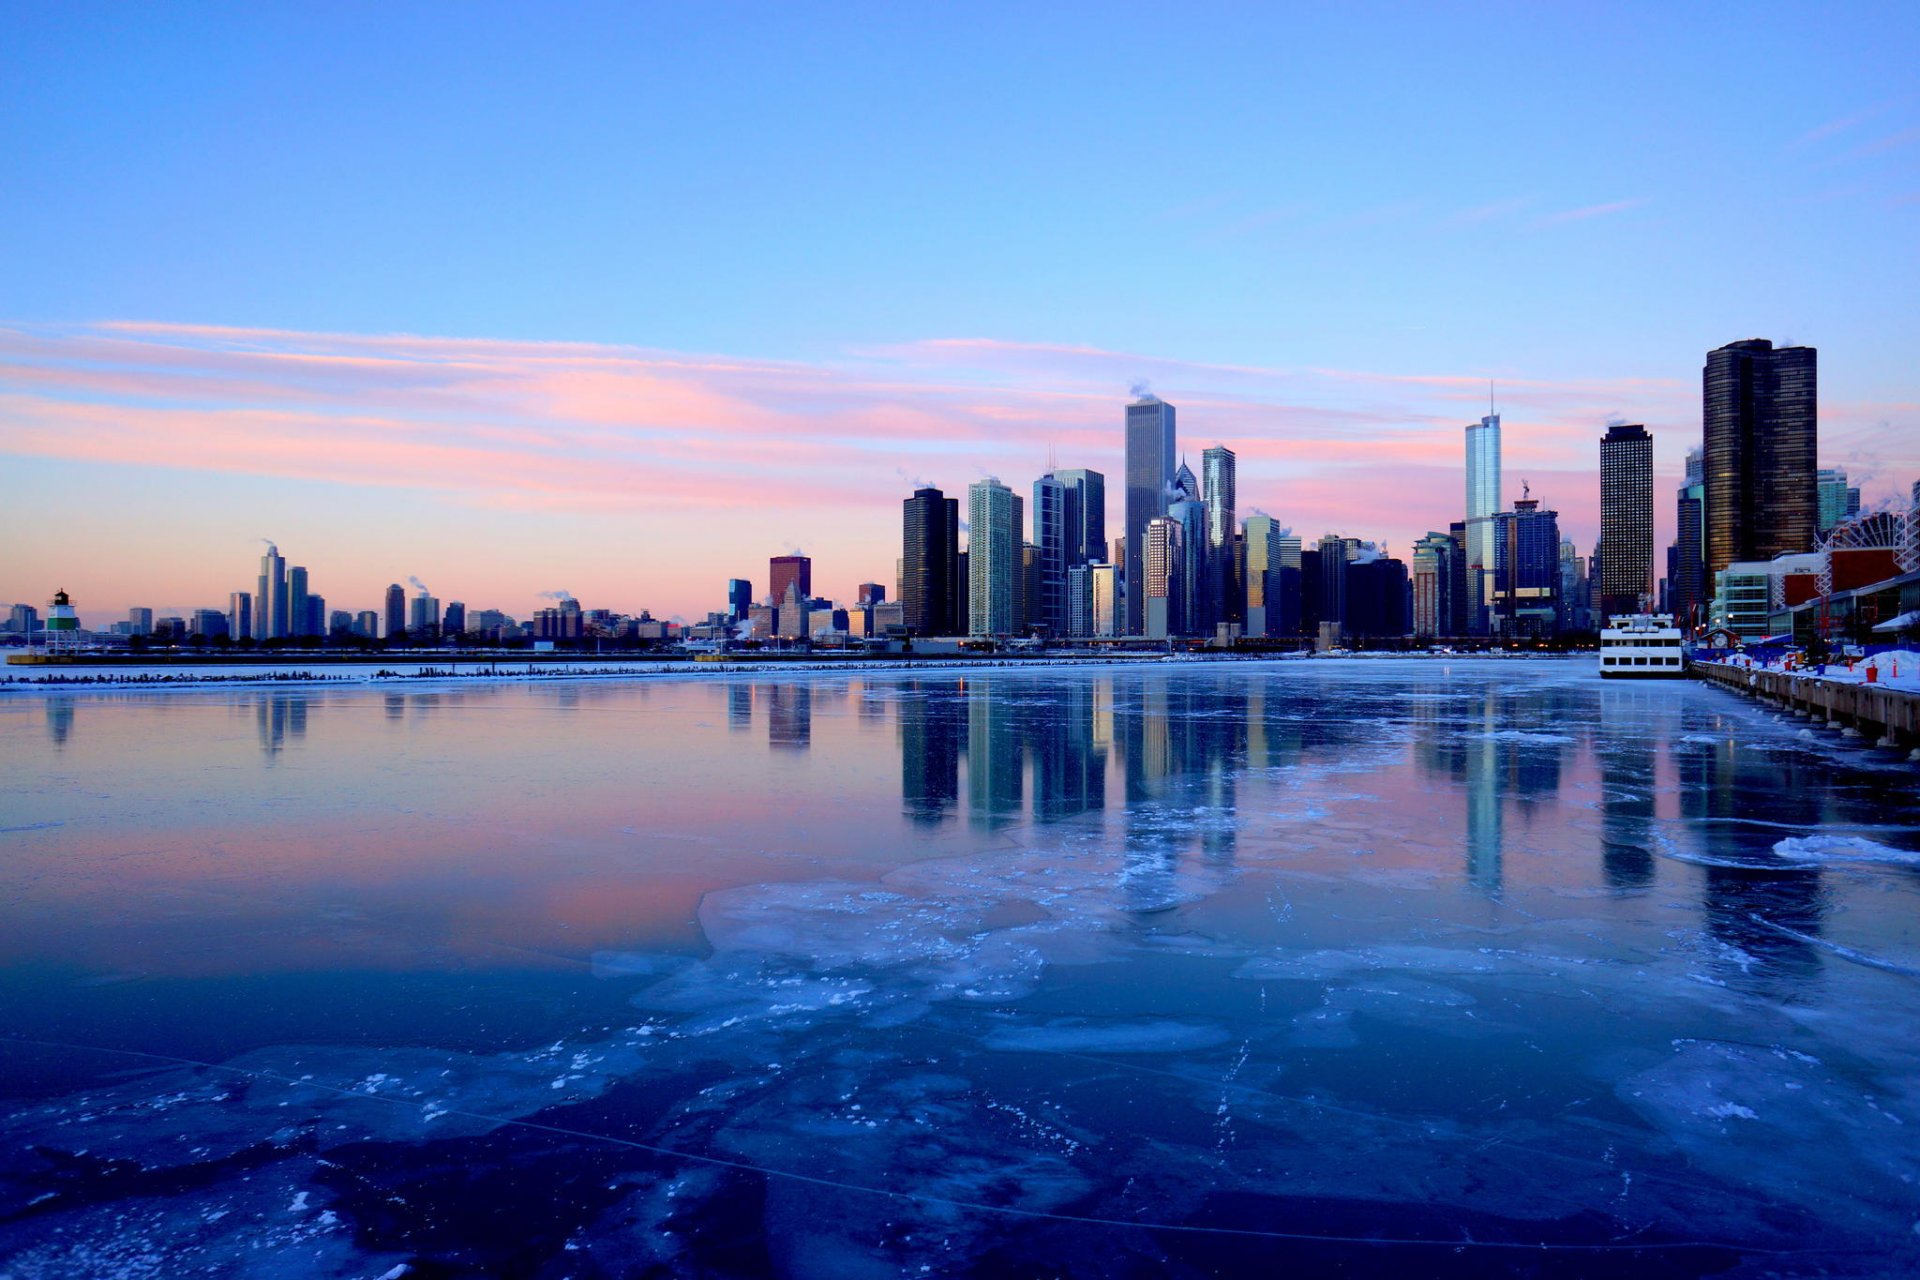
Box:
1602 655 1684 666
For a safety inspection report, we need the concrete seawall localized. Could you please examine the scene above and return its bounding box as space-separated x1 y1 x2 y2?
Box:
1691 660 1920 758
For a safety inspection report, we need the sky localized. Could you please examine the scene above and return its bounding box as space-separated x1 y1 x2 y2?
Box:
3 2 1917 624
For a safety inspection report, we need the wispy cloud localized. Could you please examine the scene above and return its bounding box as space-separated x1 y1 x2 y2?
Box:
1532 198 1649 228
1788 98 1905 150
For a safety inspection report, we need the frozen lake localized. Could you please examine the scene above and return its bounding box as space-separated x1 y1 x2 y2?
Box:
2 659 1917 1276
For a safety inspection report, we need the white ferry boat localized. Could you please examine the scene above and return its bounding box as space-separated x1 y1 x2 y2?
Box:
1600 613 1686 678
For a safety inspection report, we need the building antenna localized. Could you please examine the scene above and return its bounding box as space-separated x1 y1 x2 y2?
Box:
1490 379 1496 417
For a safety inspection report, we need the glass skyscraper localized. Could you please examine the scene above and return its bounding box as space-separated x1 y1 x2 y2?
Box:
1032 473 1068 636
901 486 956 635
1463 413 1501 634
1202 445 1237 629
1052 468 1106 571
1124 394 1175 636
1704 339 1817 577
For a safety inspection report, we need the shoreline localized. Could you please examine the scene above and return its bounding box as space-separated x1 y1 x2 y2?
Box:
0 650 1582 695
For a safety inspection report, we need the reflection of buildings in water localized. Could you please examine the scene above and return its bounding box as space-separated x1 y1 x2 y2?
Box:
1031 679 1106 824
765 683 811 751
1597 684 1660 891
966 685 1023 830
728 683 752 732
256 694 309 758
899 683 965 826
855 680 885 725
45 699 74 746
384 693 406 721
1678 720 1832 992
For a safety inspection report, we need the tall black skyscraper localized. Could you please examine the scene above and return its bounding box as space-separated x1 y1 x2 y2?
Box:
1124 394 1175 636
1704 339 1817 577
1599 424 1654 621
902 486 956 635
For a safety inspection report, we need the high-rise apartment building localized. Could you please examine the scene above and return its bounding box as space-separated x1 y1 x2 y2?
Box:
288 566 311 637
1124 394 1176 636
967 478 1017 636
1704 339 1817 577
769 555 812 606
1599 424 1654 621
228 591 251 643
1202 446 1237 628
901 486 956 635
1464 414 1501 635
1143 515 1182 640
1412 532 1457 638
1089 563 1122 637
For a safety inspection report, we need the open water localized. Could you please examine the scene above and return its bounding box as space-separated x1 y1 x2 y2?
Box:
1 659 1917 1277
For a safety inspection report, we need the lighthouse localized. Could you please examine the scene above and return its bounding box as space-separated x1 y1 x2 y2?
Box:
43 589 81 657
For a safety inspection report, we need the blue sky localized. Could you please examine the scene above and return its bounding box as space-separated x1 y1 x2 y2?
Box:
3 3 1916 619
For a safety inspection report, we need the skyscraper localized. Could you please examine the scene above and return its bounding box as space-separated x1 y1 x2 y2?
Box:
1704 339 1817 577
967 478 1017 636
769 555 812 606
1033 472 1068 635
1243 515 1283 637
1599 424 1654 620
288 566 310 637
228 591 251 644
901 486 955 635
1169 493 1207 636
1412 532 1457 639
1673 447 1707 629
727 579 752 621
1493 495 1562 637
1816 468 1860 535
1124 394 1176 636
1053 468 1105 570
1464 413 1501 635
1143 515 1182 640
1202 446 1237 628
258 545 288 640
384 582 406 639
127 607 153 636
443 601 467 636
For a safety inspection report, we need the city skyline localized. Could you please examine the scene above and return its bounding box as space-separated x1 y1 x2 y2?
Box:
4 6 1919 622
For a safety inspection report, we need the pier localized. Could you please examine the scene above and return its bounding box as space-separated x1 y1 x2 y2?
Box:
1692 660 1920 758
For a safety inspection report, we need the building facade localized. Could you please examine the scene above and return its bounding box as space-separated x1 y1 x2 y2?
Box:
1123 394 1176 636
1464 413 1502 635
1704 339 1818 577
1599 423 1654 621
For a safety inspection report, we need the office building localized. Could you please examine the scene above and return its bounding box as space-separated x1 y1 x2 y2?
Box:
769 555 812 607
1464 413 1501 634
409 592 441 636
968 478 1018 636
127 607 153 636
856 583 885 607
227 592 251 643
190 608 227 639
727 579 752 621
1053 468 1105 571
288 566 311 637
1599 424 1654 621
1124 394 1176 635
1704 339 1817 577
1202 445 1238 628
1493 495 1562 637
1347 556 1411 640
1243 515 1283 637
1673 448 1707 629
1143 515 1182 639
1033 472 1068 635
1089 562 1123 637
443 601 466 636
384 583 406 639
258 545 288 640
